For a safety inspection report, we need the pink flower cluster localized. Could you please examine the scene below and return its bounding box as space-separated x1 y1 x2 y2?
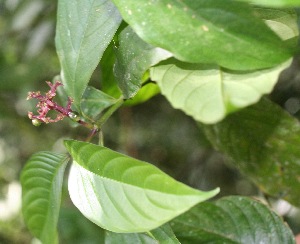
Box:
27 81 73 124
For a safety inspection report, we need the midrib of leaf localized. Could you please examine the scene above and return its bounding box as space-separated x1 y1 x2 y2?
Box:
69 2 95 101
225 205 254 243
72 161 208 233
74 160 200 198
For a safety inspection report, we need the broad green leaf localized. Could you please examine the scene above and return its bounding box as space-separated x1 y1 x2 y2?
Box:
105 232 155 244
21 152 69 244
55 0 122 109
114 26 172 98
81 86 117 121
150 59 291 124
202 98 300 207
124 83 160 106
171 196 295 244
111 0 292 70
239 0 300 7
64 140 219 233
150 224 181 244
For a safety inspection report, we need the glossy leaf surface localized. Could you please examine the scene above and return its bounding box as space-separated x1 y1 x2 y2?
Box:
55 0 122 109
150 59 291 124
112 0 291 70
21 152 69 244
203 98 300 206
114 26 172 98
172 196 295 244
65 140 219 233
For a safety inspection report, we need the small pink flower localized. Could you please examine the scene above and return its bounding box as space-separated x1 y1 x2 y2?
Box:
27 81 73 125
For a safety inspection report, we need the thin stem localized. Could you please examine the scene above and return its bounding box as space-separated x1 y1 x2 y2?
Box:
85 127 99 142
77 119 95 130
98 130 104 146
95 97 124 128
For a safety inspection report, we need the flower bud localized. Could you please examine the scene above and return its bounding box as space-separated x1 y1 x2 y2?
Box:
68 111 80 122
32 119 42 126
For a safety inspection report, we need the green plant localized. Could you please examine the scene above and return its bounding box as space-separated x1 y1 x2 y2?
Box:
21 0 300 243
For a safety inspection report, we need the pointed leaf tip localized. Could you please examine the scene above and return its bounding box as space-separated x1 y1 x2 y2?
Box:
65 140 219 232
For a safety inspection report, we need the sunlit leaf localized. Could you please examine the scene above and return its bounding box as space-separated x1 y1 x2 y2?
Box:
202 98 300 207
21 152 69 244
65 140 219 233
112 0 292 70
150 59 291 124
55 0 122 109
114 26 172 98
172 196 295 244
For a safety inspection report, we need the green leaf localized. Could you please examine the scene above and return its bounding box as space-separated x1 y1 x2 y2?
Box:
105 232 156 243
124 83 160 106
81 86 117 121
239 0 300 7
21 152 69 244
202 98 300 207
171 196 295 244
150 59 291 124
106 224 180 244
100 43 122 98
114 26 172 98
111 0 292 70
64 140 219 233
107 224 181 244
55 0 122 109
150 224 181 244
